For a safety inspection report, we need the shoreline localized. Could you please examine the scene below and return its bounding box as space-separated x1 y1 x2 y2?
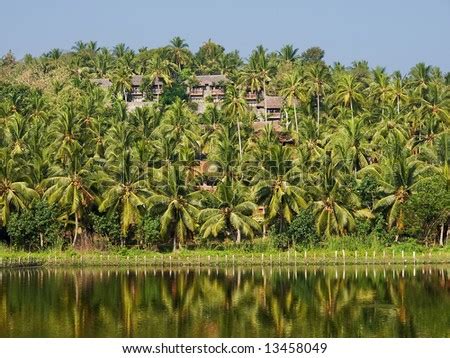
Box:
1 249 449 268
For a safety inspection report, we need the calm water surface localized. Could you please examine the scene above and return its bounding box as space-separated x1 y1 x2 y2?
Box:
0 265 449 337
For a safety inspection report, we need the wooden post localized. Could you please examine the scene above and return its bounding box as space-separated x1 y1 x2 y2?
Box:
355 251 358 263
342 250 345 263
413 251 416 264
365 251 368 263
334 251 337 264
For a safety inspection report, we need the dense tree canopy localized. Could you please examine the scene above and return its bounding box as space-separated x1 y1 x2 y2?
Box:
0 38 449 251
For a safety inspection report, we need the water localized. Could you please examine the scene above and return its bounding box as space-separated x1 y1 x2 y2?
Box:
0 265 449 337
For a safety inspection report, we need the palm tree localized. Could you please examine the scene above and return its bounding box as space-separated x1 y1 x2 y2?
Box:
43 151 95 246
359 153 425 236
253 144 307 231
198 180 259 242
332 73 364 118
98 151 150 241
310 153 372 237
409 62 431 98
278 44 299 64
390 71 408 115
167 37 191 70
246 46 273 120
279 70 305 133
148 165 199 251
221 85 248 159
111 66 132 100
0 150 38 227
307 63 330 126
144 54 176 102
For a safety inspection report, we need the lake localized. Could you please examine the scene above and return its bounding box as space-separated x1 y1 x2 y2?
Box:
0 265 449 337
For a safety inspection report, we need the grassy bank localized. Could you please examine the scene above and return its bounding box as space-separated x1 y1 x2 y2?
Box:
1 245 450 268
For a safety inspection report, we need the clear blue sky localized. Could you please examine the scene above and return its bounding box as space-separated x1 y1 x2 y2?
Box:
2 0 449 73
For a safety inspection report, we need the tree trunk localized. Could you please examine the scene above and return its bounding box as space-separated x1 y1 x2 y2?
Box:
72 214 79 247
263 82 268 121
397 97 400 115
40 233 44 248
173 236 177 252
236 229 241 244
316 94 320 126
237 120 243 160
350 100 354 119
293 103 299 134
262 207 267 240
439 224 444 246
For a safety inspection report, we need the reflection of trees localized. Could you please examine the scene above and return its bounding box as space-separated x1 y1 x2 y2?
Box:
0 266 448 337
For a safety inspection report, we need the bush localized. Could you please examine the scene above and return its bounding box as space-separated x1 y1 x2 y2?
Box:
88 211 121 245
285 208 320 248
7 200 61 250
403 176 449 243
136 213 161 248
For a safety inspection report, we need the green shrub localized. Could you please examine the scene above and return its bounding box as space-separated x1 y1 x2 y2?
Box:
136 213 161 248
285 208 320 248
403 176 449 243
7 200 61 250
88 211 121 245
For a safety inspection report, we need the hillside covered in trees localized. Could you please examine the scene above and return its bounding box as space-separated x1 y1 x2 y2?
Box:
0 38 449 251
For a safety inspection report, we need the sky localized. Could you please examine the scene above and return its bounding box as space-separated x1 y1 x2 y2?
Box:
2 0 449 73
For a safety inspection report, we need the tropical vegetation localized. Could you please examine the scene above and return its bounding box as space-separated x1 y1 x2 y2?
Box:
0 39 449 252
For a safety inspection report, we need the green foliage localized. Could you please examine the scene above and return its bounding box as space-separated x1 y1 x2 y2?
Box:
0 39 448 253
285 208 320 248
88 212 121 245
6 200 61 250
323 235 382 251
403 176 450 242
160 79 188 106
300 47 325 64
136 213 161 248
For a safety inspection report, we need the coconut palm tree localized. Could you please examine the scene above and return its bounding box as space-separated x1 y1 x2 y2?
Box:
359 152 425 236
253 144 307 231
198 180 260 242
148 165 199 251
98 151 150 241
306 63 330 125
43 150 95 246
0 150 38 227
221 85 248 159
332 73 365 118
310 153 372 237
279 70 305 134
167 37 191 70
